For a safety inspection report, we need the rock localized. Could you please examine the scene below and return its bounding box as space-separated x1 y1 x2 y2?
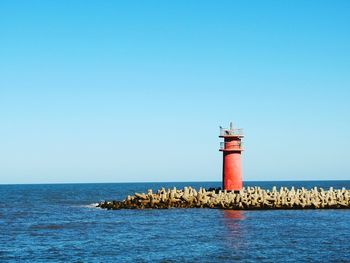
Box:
135 193 147 200
97 186 350 210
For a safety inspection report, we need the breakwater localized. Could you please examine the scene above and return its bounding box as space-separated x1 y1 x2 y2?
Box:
97 186 350 210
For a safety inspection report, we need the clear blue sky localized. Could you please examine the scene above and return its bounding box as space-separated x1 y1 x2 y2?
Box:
0 1 349 184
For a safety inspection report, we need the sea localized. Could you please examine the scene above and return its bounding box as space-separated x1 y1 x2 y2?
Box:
1 181 350 262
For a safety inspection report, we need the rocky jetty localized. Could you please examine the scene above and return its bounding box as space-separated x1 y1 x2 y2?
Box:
97 186 350 210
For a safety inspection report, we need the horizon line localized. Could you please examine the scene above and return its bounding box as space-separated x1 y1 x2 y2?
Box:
1 179 350 186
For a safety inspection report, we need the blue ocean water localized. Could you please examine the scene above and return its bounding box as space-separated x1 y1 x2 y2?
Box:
1 181 350 262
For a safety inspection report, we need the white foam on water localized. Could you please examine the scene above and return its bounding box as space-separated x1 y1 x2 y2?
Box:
80 203 100 209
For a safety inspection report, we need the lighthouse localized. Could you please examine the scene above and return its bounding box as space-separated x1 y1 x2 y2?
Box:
219 122 244 191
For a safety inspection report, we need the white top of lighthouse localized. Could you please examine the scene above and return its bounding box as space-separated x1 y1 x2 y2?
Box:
219 122 244 138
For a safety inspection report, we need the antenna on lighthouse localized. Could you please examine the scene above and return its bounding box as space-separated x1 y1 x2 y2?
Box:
230 122 233 130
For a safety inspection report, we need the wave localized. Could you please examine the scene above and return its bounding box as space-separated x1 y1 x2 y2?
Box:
80 203 100 209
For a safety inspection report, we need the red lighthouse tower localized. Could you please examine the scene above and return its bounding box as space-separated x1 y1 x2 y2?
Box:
219 122 244 191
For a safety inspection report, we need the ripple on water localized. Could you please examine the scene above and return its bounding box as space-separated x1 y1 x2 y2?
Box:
1 181 350 262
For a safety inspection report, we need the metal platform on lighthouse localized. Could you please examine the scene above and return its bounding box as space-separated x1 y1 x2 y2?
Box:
219 123 244 152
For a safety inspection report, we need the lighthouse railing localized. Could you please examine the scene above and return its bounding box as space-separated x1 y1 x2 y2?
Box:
220 128 243 136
